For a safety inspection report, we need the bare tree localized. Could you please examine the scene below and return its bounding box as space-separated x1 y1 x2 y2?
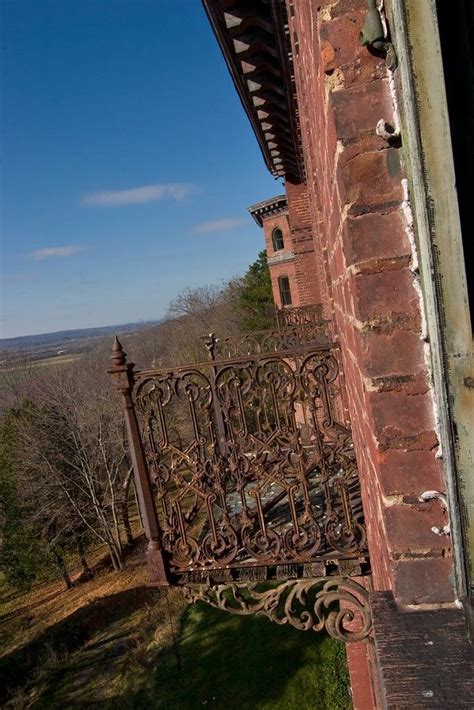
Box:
10 355 131 572
0 257 270 588
159 284 242 366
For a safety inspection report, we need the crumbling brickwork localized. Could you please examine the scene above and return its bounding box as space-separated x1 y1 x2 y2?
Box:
285 181 325 308
285 0 454 610
202 0 468 704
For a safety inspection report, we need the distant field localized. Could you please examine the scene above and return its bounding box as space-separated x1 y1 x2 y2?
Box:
0 320 161 352
0 353 81 373
0 320 160 384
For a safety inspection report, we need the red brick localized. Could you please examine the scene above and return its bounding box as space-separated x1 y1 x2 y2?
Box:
331 79 394 143
339 149 404 212
346 642 379 710
337 134 389 169
368 390 436 440
354 256 411 275
367 372 429 395
385 430 440 452
392 557 455 605
354 329 425 378
286 180 311 227
320 13 364 69
384 503 450 553
351 269 419 323
319 6 386 87
322 0 376 19
378 449 445 497
343 210 411 266
344 56 386 89
283 0 458 612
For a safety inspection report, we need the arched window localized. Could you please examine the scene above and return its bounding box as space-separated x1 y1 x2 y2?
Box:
278 276 292 306
272 227 284 251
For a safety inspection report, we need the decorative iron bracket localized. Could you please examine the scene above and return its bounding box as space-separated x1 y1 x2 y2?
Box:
184 577 372 643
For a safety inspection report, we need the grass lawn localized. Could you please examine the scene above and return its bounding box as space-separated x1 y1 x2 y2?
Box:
132 603 351 710
1 543 352 709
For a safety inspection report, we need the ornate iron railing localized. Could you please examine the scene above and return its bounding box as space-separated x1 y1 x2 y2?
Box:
276 303 325 327
109 316 371 641
206 318 330 360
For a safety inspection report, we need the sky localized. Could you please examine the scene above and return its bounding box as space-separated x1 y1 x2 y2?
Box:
1 0 280 339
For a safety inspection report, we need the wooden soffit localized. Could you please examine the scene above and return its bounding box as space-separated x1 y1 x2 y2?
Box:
202 0 305 182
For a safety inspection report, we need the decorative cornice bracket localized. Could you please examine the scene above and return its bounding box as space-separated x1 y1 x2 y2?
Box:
184 577 372 643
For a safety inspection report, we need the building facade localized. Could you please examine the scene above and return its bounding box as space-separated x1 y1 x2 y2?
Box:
248 188 324 310
203 0 473 706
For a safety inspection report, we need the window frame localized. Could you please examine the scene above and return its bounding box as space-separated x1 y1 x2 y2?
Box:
278 275 292 306
272 227 285 251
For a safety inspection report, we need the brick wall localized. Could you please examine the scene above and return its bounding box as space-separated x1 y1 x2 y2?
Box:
261 212 300 307
286 181 326 307
261 184 325 308
286 0 455 608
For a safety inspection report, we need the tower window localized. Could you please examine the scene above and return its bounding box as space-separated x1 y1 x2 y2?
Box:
272 227 284 251
278 276 292 306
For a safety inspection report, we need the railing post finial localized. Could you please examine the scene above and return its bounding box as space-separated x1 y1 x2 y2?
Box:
107 336 171 586
111 335 127 368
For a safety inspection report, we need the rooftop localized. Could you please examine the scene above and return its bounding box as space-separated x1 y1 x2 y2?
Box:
248 194 288 227
202 0 304 182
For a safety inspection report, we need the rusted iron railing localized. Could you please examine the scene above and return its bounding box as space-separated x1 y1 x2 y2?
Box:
275 303 325 327
108 310 371 641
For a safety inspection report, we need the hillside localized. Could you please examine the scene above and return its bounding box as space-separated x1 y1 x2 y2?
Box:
0 539 351 709
0 321 161 364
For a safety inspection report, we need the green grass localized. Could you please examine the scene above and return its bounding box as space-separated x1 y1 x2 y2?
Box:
2 585 351 709
133 603 351 710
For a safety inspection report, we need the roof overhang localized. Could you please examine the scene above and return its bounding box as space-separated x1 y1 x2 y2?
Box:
202 0 304 182
248 193 287 227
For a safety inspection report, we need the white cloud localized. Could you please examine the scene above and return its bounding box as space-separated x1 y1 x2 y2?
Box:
81 183 196 206
28 245 88 261
192 217 248 234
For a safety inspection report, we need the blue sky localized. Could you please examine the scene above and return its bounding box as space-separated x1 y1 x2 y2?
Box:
1 0 280 338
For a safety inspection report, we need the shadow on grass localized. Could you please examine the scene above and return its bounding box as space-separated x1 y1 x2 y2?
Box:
0 585 159 704
116 603 351 710
2 592 351 710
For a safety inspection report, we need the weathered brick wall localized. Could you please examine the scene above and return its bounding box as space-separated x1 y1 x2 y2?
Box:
270 259 300 308
287 0 454 607
286 181 326 307
261 186 324 308
261 212 298 307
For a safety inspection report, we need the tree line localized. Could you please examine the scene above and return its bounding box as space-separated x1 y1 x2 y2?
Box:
0 252 273 589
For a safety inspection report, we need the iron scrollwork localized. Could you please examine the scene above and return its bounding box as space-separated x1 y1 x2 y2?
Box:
209 319 330 359
275 303 325 327
130 323 366 582
184 577 372 643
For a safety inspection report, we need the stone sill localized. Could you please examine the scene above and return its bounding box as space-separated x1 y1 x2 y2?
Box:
267 251 295 265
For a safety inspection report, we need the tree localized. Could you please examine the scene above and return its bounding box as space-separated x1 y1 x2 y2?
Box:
167 284 225 322
32 357 130 571
5 356 132 575
10 400 95 587
230 250 274 331
161 284 242 365
0 410 48 587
